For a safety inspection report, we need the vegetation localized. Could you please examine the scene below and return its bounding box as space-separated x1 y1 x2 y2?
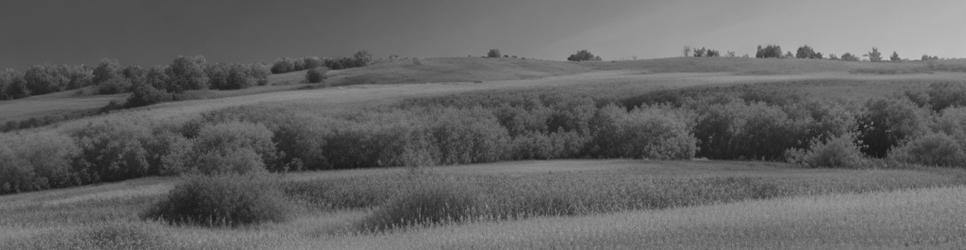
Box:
795 45 823 59
305 67 328 84
486 49 502 58
567 49 602 61
755 45 782 58
142 174 293 227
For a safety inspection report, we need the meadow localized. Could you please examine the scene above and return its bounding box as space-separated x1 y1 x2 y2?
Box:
3 57 966 249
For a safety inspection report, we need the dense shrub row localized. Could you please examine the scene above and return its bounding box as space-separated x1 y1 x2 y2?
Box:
8 81 966 194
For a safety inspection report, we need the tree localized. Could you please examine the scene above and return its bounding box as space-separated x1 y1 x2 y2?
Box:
755 45 782 58
568 50 602 61
865 48 882 62
841 53 860 61
487 49 502 58
683 46 692 57
890 51 901 62
921 55 939 61
165 55 209 92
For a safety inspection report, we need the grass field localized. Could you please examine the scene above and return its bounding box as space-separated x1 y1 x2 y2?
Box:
1 160 963 249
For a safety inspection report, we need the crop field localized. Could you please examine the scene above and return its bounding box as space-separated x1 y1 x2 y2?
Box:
3 57 966 249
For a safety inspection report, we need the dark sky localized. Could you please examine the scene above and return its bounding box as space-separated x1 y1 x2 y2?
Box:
1 0 963 69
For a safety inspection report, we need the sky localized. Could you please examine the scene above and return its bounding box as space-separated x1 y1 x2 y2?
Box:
0 0 963 69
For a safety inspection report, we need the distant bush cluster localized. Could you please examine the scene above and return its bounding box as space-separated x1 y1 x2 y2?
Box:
270 50 372 74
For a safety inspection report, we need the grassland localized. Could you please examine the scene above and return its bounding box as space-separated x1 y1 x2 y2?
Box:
1 160 963 249
4 57 966 249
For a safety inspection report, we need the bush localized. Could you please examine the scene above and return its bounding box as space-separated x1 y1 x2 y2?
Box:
305 67 328 84
486 49 502 58
567 50 602 61
925 82 966 111
96 77 133 94
787 133 865 168
588 105 697 160
92 58 122 85
358 176 479 231
428 108 511 164
9 133 81 189
165 55 209 92
0 141 32 193
125 82 172 108
72 121 154 183
888 133 965 167
857 97 929 157
756 45 782 58
142 174 293 227
191 121 278 173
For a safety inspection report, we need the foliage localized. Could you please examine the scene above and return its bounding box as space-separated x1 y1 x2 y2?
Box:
305 67 328 84
840 53 860 61
165 55 209 92
588 105 697 159
142 174 293 227
568 50 602 61
755 45 783 58
787 133 866 168
190 121 278 174
865 47 882 62
795 45 823 59
889 133 965 167
857 97 930 157
890 51 901 62
71 121 155 183
487 49 502 58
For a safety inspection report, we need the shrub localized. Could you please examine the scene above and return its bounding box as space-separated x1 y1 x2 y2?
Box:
695 102 802 160
125 82 172 108
142 174 293 227
925 82 966 111
72 121 154 183
888 133 965 167
588 105 697 160
787 133 865 168
358 176 479 231
305 67 328 84
567 50 602 61
165 55 209 92
428 108 511 164
795 45 823 59
191 121 278 173
755 45 782 58
487 49 502 58
146 131 192 175
841 53 860 61
0 141 33 193
225 64 256 89
96 77 133 94
8 133 81 189
857 97 929 157
92 58 122 85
